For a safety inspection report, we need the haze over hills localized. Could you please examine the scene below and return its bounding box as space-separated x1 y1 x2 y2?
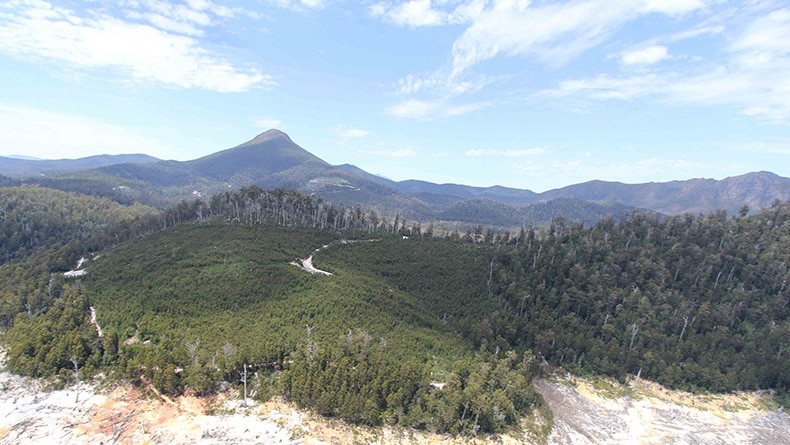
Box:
3 129 790 226
0 153 160 177
541 172 790 216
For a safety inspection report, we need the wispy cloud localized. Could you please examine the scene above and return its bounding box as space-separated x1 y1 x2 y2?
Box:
620 45 669 66
266 0 329 12
373 0 706 73
0 0 272 92
386 99 487 119
369 0 450 27
449 0 705 74
369 0 482 27
253 117 283 129
394 68 495 102
376 0 706 120
466 147 546 157
341 128 369 139
542 7 790 123
333 126 371 142
120 0 238 36
729 8 790 66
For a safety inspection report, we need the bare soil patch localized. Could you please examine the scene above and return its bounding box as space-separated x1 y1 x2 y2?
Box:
535 373 790 445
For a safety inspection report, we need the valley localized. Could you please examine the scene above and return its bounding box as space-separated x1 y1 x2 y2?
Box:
1 151 789 443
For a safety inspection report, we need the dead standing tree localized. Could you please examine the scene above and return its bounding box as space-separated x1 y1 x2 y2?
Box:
305 324 316 365
70 356 79 402
240 363 249 406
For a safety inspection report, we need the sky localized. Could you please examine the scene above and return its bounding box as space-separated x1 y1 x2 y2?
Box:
1 0 789 192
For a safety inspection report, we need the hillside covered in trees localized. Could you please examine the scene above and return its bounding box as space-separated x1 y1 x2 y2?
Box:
1 184 788 436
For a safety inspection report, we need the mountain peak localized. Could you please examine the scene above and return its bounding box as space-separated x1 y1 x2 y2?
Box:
185 129 329 183
248 129 293 145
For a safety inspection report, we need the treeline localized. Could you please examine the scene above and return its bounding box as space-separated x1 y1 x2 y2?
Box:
203 185 410 233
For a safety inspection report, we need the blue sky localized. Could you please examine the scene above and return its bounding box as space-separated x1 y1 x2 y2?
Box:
1 0 789 192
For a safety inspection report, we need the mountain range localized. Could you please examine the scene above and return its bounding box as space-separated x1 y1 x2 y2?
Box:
3 129 789 227
3 130 790 440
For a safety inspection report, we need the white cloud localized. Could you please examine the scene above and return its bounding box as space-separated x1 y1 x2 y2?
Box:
266 0 328 12
550 73 662 100
542 7 790 123
450 0 705 73
332 126 371 143
730 8 790 66
466 147 546 157
340 128 370 139
0 104 178 159
642 0 706 15
369 0 483 27
379 0 707 118
665 24 724 43
369 0 448 27
395 69 493 97
386 99 440 118
120 0 225 36
621 45 669 65
253 117 283 129
385 99 486 119
0 1 272 92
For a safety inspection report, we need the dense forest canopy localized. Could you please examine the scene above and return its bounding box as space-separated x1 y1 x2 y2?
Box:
1 184 788 435
0 186 156 265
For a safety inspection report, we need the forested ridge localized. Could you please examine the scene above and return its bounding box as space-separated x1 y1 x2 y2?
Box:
1 184 788 436
0 186 157 265
331 207 789 397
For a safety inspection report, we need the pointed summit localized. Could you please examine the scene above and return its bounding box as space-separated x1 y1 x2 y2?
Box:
243 129 294 146
186 130 329 183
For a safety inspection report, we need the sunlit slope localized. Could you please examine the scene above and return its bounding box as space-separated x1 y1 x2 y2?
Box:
83 224 467 363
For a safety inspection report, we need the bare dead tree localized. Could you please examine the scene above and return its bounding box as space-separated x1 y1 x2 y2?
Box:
241 363 248 405
679 316 695 342
70 356 79 403
487 257 495 299
306 324 314 342
679 316 689 342
306 324 316 364
185 338 201 367
629 324 639 351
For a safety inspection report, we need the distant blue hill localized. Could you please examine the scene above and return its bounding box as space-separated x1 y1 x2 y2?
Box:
4 129 789 226
0 153 160 177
